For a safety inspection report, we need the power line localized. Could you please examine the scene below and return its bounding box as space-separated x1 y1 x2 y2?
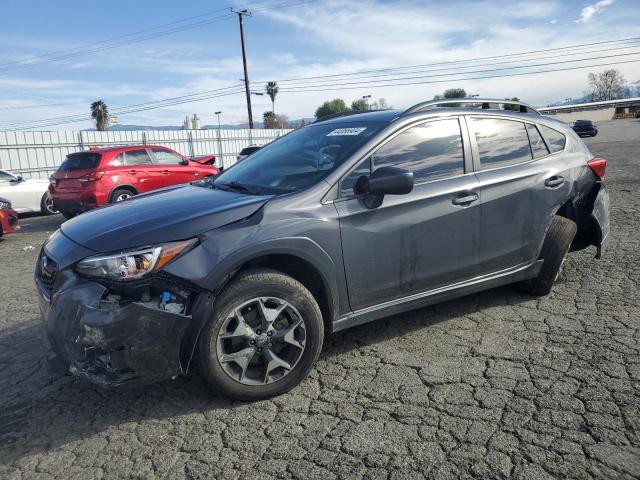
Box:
276 58 640 93
272 51 640 90
252 42 640 87
0 0 317 73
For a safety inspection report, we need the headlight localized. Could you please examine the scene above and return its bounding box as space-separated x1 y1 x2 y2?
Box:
75 239 195 281
0 200 12 209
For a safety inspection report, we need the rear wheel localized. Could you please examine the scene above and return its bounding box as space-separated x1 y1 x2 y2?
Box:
518 216 577 296
40 192 58 216
110 188 135 203
197 269 324 401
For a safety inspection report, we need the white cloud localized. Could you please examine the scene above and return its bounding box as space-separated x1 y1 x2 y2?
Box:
575 0 614 23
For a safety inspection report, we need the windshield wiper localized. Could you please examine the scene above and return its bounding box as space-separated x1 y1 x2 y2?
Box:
215 181 256 195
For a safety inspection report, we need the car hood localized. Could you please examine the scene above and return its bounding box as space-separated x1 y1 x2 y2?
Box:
61 184 273 252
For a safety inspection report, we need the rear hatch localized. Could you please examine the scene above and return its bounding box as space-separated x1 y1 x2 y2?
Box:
51 152 103 191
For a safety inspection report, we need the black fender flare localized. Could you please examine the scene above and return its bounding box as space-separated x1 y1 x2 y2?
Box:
179 237 340 371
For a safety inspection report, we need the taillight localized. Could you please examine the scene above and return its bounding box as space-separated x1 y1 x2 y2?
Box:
78 171 105 183
587 158 606 180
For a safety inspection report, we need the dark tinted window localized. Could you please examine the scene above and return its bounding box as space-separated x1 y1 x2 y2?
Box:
58 152 102 171
125 149 153 166
574 120 592 125
215 121 386 194
240 146 261 156
340 157 372 197
471 118 532 169
539 125 566 153
526 124 549 158
152 148 183 165
372 119 464 183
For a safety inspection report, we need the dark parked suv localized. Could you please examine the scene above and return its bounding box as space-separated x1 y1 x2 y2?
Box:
36 99 609 400
572 119 598 137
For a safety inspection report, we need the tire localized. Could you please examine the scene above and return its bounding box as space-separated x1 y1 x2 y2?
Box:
110 188 135 203
197 269 324 401
518 216 577 296
60 210 77 220
40 192 58 216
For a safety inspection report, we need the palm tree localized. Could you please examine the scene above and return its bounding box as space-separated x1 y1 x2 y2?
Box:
90 100 109 131
265 81 279 115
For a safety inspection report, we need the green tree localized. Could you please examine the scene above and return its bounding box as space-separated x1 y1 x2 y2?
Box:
443 88 467 99
265 81 279 115
90 100 109 131
315 98 348 119
351 98 369 111
263 111 276 129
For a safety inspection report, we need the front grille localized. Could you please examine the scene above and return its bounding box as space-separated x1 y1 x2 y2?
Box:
38 251 58 292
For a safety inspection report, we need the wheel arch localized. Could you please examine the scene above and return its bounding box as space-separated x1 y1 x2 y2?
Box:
178 238 341 372
108 184 138 202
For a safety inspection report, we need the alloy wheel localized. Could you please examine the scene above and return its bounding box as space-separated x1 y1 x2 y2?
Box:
45 193 58 214
216 296 307 385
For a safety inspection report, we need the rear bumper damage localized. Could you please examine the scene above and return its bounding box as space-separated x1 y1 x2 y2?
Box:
38 274 210 387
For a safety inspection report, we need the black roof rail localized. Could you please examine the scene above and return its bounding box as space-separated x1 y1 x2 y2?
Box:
401 98 541 116
312 109 383 124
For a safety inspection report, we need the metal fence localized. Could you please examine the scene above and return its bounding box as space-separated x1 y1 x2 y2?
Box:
0 128 292 179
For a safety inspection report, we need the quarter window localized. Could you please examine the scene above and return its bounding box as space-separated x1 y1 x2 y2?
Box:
339 157 372 197
471 118 532 169
539 125 566 153
153 149 183 165
371 118 465 184
0 171 16 183
526 124 549 158
124 149 153 166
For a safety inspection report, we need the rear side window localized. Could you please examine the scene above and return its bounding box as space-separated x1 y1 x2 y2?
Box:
471 118 532 169
58 152 102 171
152 148 183 165
111 153 125 167
526 124 549 158
372 118 465 184
539 125 566 153
125 149 153 166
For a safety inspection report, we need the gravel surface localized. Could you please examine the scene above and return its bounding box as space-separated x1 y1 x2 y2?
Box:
0 121 639 479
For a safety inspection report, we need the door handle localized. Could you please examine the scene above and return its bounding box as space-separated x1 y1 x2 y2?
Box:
162 170 171 175
545 176 564 188
452 192 479 206
127 170 137 175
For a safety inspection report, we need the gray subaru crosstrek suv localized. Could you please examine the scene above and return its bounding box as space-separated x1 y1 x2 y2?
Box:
36 99 610 400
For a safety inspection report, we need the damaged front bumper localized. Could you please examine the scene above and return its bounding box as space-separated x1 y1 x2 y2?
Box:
36 257 209 387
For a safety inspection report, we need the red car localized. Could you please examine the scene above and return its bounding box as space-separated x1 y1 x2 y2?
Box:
49 146 220 219
0 197 19 237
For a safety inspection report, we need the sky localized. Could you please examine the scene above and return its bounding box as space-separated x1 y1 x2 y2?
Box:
0 0 639 130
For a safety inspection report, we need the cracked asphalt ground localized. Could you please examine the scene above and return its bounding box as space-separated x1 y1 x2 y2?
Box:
1 121 639 480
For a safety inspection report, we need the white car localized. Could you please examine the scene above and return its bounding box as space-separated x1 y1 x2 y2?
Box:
0 170 57 215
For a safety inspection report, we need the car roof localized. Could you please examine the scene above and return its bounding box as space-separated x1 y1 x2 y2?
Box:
84 145 174 154
314 109 402 125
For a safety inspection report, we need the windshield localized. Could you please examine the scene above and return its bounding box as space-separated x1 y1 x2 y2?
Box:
58 152 102 172
575 120 591 125
215 121 387 194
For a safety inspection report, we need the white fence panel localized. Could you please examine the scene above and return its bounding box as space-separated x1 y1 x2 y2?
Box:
0 128 292 179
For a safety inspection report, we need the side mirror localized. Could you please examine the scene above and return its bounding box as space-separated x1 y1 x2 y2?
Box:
355 166 414 209
180 159 189 166
12 175 24 183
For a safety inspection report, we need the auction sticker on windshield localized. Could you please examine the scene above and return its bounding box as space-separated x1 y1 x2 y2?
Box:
327 127 367 136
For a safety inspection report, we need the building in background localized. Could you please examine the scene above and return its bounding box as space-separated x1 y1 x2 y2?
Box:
182 114 202 130
539 97 640 123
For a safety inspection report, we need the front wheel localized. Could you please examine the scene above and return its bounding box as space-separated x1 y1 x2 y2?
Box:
518 216 577 296
197 269 324 401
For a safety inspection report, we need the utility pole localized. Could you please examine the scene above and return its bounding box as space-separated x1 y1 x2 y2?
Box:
232 9 254 129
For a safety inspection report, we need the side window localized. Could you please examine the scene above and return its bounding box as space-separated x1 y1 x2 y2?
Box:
339 157 371 197
0 171 16 183
152 149 183 165
111 153 125 167
539 125 566 153
471 118 532 169
124 149 153 166
526 124 549 158
372 118 465 184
